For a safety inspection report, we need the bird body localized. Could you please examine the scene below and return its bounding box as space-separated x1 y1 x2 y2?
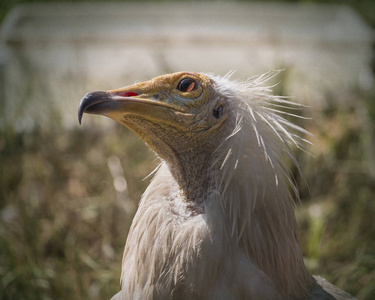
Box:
78 71 355 300
120 163 289 300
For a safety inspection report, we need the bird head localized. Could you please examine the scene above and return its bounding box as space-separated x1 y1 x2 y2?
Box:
78 70 309 199
78 72 233 165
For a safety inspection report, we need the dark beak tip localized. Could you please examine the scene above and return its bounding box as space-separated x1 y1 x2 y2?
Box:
78 97 86 125
78 91 110 125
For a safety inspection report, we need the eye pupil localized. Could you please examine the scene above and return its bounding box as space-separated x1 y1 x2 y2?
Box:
213 105 224 119
177 78 197 92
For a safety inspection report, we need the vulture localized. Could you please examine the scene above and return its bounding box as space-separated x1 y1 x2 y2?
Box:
78 71 355 300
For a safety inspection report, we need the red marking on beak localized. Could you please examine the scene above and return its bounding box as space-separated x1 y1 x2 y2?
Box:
116 91 138 97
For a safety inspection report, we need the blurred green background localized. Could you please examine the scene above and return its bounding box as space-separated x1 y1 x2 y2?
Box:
0 0 374 300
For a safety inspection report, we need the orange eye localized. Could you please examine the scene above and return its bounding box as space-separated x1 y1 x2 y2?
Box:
177 78 198 93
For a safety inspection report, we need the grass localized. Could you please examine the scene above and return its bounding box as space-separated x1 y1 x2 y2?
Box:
0 125 158 299
295 91 375 299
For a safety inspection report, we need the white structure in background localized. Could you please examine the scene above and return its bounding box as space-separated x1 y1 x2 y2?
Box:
0 2 373 130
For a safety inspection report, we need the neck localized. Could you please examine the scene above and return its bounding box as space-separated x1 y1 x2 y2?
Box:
158 123 315 298
168 149 212 203
126 117 217 204
123 115 315 298
164 141 314 299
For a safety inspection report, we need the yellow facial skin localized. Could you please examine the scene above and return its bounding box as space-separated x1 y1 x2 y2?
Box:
79 71 227 132
78 71 229 162
106 72 214 115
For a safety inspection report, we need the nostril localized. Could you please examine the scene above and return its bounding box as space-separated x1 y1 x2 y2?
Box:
117 91 138 97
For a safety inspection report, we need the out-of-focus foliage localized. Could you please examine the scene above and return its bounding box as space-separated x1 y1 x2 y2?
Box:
295 89 375 300
0 125 157 299
1 0 375 27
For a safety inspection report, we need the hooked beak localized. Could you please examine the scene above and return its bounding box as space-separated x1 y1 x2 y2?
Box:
78 91 114 124
78 90 185 125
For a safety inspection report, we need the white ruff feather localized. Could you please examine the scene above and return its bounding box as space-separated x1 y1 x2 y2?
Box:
118 71 314 300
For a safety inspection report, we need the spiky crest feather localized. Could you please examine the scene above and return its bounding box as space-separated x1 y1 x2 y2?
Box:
206 71 314 298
